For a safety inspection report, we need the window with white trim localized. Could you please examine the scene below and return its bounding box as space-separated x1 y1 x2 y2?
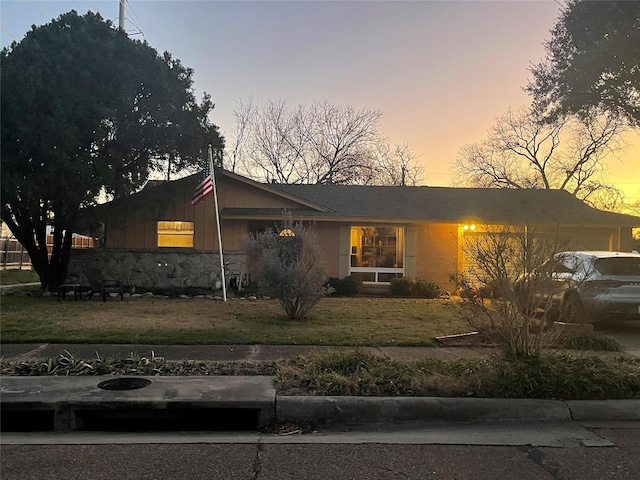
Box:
349 226 404 283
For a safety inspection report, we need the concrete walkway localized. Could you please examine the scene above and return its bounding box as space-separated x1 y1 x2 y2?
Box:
0 343 490 363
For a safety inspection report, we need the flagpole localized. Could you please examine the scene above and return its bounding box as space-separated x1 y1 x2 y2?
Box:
209 145 227 302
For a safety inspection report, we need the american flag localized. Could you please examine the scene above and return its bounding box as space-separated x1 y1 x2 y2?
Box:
191 163 214 206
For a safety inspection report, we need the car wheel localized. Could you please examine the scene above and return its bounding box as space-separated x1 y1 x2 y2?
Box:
561 293 585 324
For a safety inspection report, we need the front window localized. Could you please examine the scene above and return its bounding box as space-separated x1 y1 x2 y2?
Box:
157 221 194 247
350 226 404 283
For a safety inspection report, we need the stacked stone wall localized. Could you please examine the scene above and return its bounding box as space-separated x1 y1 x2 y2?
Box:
68 249 246 294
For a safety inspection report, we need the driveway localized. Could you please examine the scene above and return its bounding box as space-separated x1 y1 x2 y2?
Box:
596 319 640 356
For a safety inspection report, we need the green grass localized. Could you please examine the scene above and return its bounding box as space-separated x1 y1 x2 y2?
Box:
0 296 470 345
560 333 623 352
275 350 640 399
0 269 39 285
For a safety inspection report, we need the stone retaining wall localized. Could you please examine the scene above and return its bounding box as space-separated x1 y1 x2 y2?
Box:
68 249 246 293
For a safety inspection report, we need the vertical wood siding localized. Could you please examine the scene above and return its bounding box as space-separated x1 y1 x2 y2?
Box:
106 173 310 251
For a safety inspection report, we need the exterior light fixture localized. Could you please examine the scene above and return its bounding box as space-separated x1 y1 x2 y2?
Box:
463 224 476 231
279 228 296 237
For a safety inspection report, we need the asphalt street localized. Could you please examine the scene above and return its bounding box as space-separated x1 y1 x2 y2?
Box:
2 421 640 479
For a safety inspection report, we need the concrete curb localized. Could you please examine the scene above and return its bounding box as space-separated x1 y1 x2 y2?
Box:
565 399 640 421
276 396 640 425
2 375 640 430
276 396 573 424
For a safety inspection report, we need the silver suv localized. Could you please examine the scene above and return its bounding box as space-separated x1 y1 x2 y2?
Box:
528 251 640 323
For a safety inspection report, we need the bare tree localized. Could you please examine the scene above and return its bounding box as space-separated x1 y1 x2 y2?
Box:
224 97 255 173
249 100 309 183
300 100 383 184
370 143 426 186
452 106 628 209
228 98 426 185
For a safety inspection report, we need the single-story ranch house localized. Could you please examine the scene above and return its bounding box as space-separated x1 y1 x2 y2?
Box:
70 167 640 294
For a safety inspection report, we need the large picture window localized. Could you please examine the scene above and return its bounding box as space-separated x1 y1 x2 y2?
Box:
157 221 194 248
349 226 404 283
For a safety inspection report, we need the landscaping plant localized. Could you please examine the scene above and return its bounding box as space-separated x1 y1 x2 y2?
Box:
243 215 329 320
3 348 636 400
274 350 640 399
390 277 440 298
326 275 361 296
455 224 571 359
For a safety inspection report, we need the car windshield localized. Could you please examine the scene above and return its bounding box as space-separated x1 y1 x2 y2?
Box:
543 257 574 273
593 257 640 276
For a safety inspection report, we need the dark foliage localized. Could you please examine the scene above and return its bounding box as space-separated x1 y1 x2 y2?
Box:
528 0 640 125
327 276 362 296
390 277 440 298
1 11 223 290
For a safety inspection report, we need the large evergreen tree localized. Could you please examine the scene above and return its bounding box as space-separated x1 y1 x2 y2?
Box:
527 0 640 125
1 11 223 290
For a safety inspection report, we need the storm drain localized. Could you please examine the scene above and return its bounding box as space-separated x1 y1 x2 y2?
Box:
1 375 276 432
1 410 55 432
74 408 261 431
1 407 261 432
97 377 152 391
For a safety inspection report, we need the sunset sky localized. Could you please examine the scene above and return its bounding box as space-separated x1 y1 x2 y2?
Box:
2 0 638 204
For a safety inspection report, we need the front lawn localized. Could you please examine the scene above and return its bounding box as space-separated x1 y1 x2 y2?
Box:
0 269 39 285
3 295 637 400
0 296 469 345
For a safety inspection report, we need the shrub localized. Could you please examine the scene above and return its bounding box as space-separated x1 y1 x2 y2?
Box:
326 276 361 296
390 277 412 296
560 333 623 352
411 279 441 298
474 354 640 400
276 350 432 397
390 277 440 298
243 215 328 321
455 224 572 359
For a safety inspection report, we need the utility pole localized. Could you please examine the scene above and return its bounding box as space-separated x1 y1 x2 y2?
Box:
119 0 126 31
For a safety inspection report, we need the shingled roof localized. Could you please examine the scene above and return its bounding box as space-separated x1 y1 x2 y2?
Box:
82 168 640 229
222 183 640 227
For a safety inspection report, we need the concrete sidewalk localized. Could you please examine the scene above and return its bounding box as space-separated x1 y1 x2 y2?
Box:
0 343 490 363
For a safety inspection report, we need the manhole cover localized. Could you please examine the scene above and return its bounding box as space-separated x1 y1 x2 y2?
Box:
97 378 152 391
